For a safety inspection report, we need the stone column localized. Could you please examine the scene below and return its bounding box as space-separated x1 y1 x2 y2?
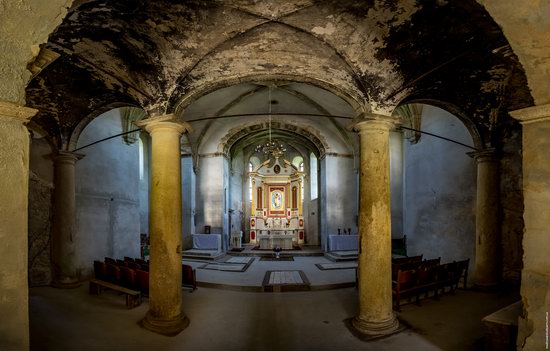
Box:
51 151 84 288
138 115 191 336
352 116 399 337
510 105 550 350
0 101 37 351
469 148 501 288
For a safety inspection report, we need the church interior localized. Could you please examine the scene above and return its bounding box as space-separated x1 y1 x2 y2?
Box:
1 1 550 350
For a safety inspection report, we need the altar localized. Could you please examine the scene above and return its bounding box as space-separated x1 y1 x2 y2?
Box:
258 233 294 250
248 158 305 249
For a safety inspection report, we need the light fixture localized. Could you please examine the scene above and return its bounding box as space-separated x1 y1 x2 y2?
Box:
255 85 286 159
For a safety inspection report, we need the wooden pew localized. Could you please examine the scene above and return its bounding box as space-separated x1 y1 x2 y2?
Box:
182 264 197 291
392 269 421 311
89 278 142 309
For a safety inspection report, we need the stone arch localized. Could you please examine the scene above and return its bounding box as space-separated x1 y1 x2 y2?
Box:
67 102 144 152
393 98 484 150
218 119 329 159
170 75 365 118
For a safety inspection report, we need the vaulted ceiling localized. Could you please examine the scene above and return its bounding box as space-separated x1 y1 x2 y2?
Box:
25 0 533 149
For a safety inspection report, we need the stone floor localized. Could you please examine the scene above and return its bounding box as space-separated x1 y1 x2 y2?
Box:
29 254 519 351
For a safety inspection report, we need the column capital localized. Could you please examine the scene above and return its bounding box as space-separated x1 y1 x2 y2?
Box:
351 113 399 133
467 148 499 163
54 151 85 164
510 103 550 125
136 114 192 135
0 100 38 122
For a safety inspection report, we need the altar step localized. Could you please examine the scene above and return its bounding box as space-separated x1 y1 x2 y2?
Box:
182 249 225 261
324 250 358 262
226 244 324 258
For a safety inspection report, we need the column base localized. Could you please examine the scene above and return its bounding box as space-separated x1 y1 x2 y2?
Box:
350 313 401 339
141 310 190 337
51 277 81 289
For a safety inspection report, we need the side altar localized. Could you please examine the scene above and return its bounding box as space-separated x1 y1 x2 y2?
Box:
249 158 305 249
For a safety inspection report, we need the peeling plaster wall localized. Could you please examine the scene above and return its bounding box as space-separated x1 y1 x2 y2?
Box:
229 151 245 238
138 134 150 236
75 109 140 277
499 119 524 284
195 156 226 236
480 1 550 106
28 136 54 287
390 131 404 238
516 122 550 350
0 0 72 103
320 155 358 250
181 156 195 249
403 105 476 269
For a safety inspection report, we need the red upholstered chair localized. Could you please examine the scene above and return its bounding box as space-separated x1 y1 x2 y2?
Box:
135 269 149 296
135 258 148 266
104 257 116 265
127 261 141 270
120 266 137 290
123 256 135 263
182 264 197 291
116 259 128 267
93 260 106 281
105 263 121 284
392 269 420 311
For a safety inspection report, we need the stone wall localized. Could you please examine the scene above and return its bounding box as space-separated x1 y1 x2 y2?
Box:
181 155 195 249
403 105 477 269
74 108 140 277
499 118 524 284
195 155 226 236
320 155 358 250
28 136 55 287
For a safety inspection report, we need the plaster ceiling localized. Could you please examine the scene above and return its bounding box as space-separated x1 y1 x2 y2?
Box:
24 0 533 149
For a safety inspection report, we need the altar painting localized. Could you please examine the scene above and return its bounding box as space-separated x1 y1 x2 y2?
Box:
268 186 286 216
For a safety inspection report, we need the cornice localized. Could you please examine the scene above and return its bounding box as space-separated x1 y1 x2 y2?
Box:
510 104 550 125
0 100 38 122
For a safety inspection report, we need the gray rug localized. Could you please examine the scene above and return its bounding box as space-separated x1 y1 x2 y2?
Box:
315 262 357 270
199 257 254 272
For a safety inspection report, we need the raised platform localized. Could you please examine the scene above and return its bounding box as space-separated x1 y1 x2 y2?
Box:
182 249 225 261
229 245 324 257
324 250 359 262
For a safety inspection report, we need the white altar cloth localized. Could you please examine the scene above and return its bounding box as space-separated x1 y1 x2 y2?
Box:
192 234 221 251
328 234 358 251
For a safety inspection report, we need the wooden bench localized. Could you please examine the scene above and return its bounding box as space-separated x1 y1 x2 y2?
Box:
89 278 142 309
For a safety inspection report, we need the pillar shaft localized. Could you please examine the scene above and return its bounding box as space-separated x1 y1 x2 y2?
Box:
0 101 37 351
51 151 84 287
352 118 399 336
471 149 500 287
138 115 191 336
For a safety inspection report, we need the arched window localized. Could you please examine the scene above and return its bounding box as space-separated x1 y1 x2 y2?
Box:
249 162 253 202
139 138 145 180
310 153 318 200
299 162 304 172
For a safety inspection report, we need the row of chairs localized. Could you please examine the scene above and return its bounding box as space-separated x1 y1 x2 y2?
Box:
392 258 469 311
105 256 149 272
94 257 197 296
94 259 150 295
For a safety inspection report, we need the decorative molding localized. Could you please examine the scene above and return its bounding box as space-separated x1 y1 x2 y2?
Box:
121 107 146 144
0 100 38 122
136 114 193 134
393 104 423 143
322 152 354 159
27 47 60 79
509 104 550 125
